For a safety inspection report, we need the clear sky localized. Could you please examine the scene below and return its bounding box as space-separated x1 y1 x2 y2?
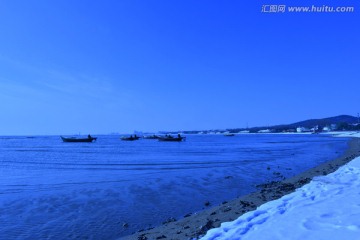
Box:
0 0 359 135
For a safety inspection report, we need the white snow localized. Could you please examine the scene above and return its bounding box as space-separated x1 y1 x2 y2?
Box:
201 132 360 240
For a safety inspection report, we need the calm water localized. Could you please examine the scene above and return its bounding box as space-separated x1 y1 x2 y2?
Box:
0 134 349 239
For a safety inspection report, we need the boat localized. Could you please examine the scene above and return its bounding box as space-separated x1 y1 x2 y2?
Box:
61 135 97 142
121 135 140 141
158 135 186 142
224 133 235 136
143 135 160 139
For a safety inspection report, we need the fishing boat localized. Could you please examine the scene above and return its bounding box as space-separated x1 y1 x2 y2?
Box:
121 135 140 141
61 135 97 142
143 135 160 139
158 135 186 142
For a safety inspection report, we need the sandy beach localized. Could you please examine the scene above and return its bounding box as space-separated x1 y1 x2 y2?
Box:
121 136 360 240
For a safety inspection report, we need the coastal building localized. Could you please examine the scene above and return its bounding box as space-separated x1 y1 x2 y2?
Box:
238 130 250 133
258 129 272 133
296 127 311 133
311 125 321 133
323 126 331 132
282 129 296 133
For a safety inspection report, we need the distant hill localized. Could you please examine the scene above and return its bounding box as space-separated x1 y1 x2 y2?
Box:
233 115 359 133
178 115 359 134
286 115 358 128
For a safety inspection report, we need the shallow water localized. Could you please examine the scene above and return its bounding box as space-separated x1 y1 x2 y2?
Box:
0 134 348 239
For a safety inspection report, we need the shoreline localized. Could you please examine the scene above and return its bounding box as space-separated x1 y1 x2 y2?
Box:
121 137 360 240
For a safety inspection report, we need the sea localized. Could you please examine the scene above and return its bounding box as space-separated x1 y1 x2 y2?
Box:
0 134 349 239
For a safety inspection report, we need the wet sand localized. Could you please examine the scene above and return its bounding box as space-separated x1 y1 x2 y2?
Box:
121 137 360 240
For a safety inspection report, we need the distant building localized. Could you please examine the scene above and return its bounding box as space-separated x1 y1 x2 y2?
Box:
323 124 338 132
238 130 250 133
311 125 322 133
258 129 272 133
296 127 311 133
283 129 296 133
322 126 331 132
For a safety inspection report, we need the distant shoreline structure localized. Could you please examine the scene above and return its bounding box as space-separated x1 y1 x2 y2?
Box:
1 115 359 137
165 114 360 135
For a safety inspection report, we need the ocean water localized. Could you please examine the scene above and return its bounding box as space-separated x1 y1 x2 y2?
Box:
0 134 349 239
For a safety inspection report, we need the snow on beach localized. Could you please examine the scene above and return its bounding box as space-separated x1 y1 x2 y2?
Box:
201 132 360 240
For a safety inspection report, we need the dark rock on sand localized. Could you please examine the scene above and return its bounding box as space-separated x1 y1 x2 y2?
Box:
138 234 147 240
162 217 176 224
239 200 249 207
298 178 311 185
184 213 192 218
278 183 296 192
222 207 232 212
197 220 214 235
156 235 167 239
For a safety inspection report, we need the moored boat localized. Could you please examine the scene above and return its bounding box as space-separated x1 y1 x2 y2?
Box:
143 135 160 139
224 132 235 136
121 135 140 141
61 135 97 142
158 134 186 142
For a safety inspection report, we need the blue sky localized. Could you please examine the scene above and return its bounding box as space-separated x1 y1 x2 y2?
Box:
0 0 359 135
